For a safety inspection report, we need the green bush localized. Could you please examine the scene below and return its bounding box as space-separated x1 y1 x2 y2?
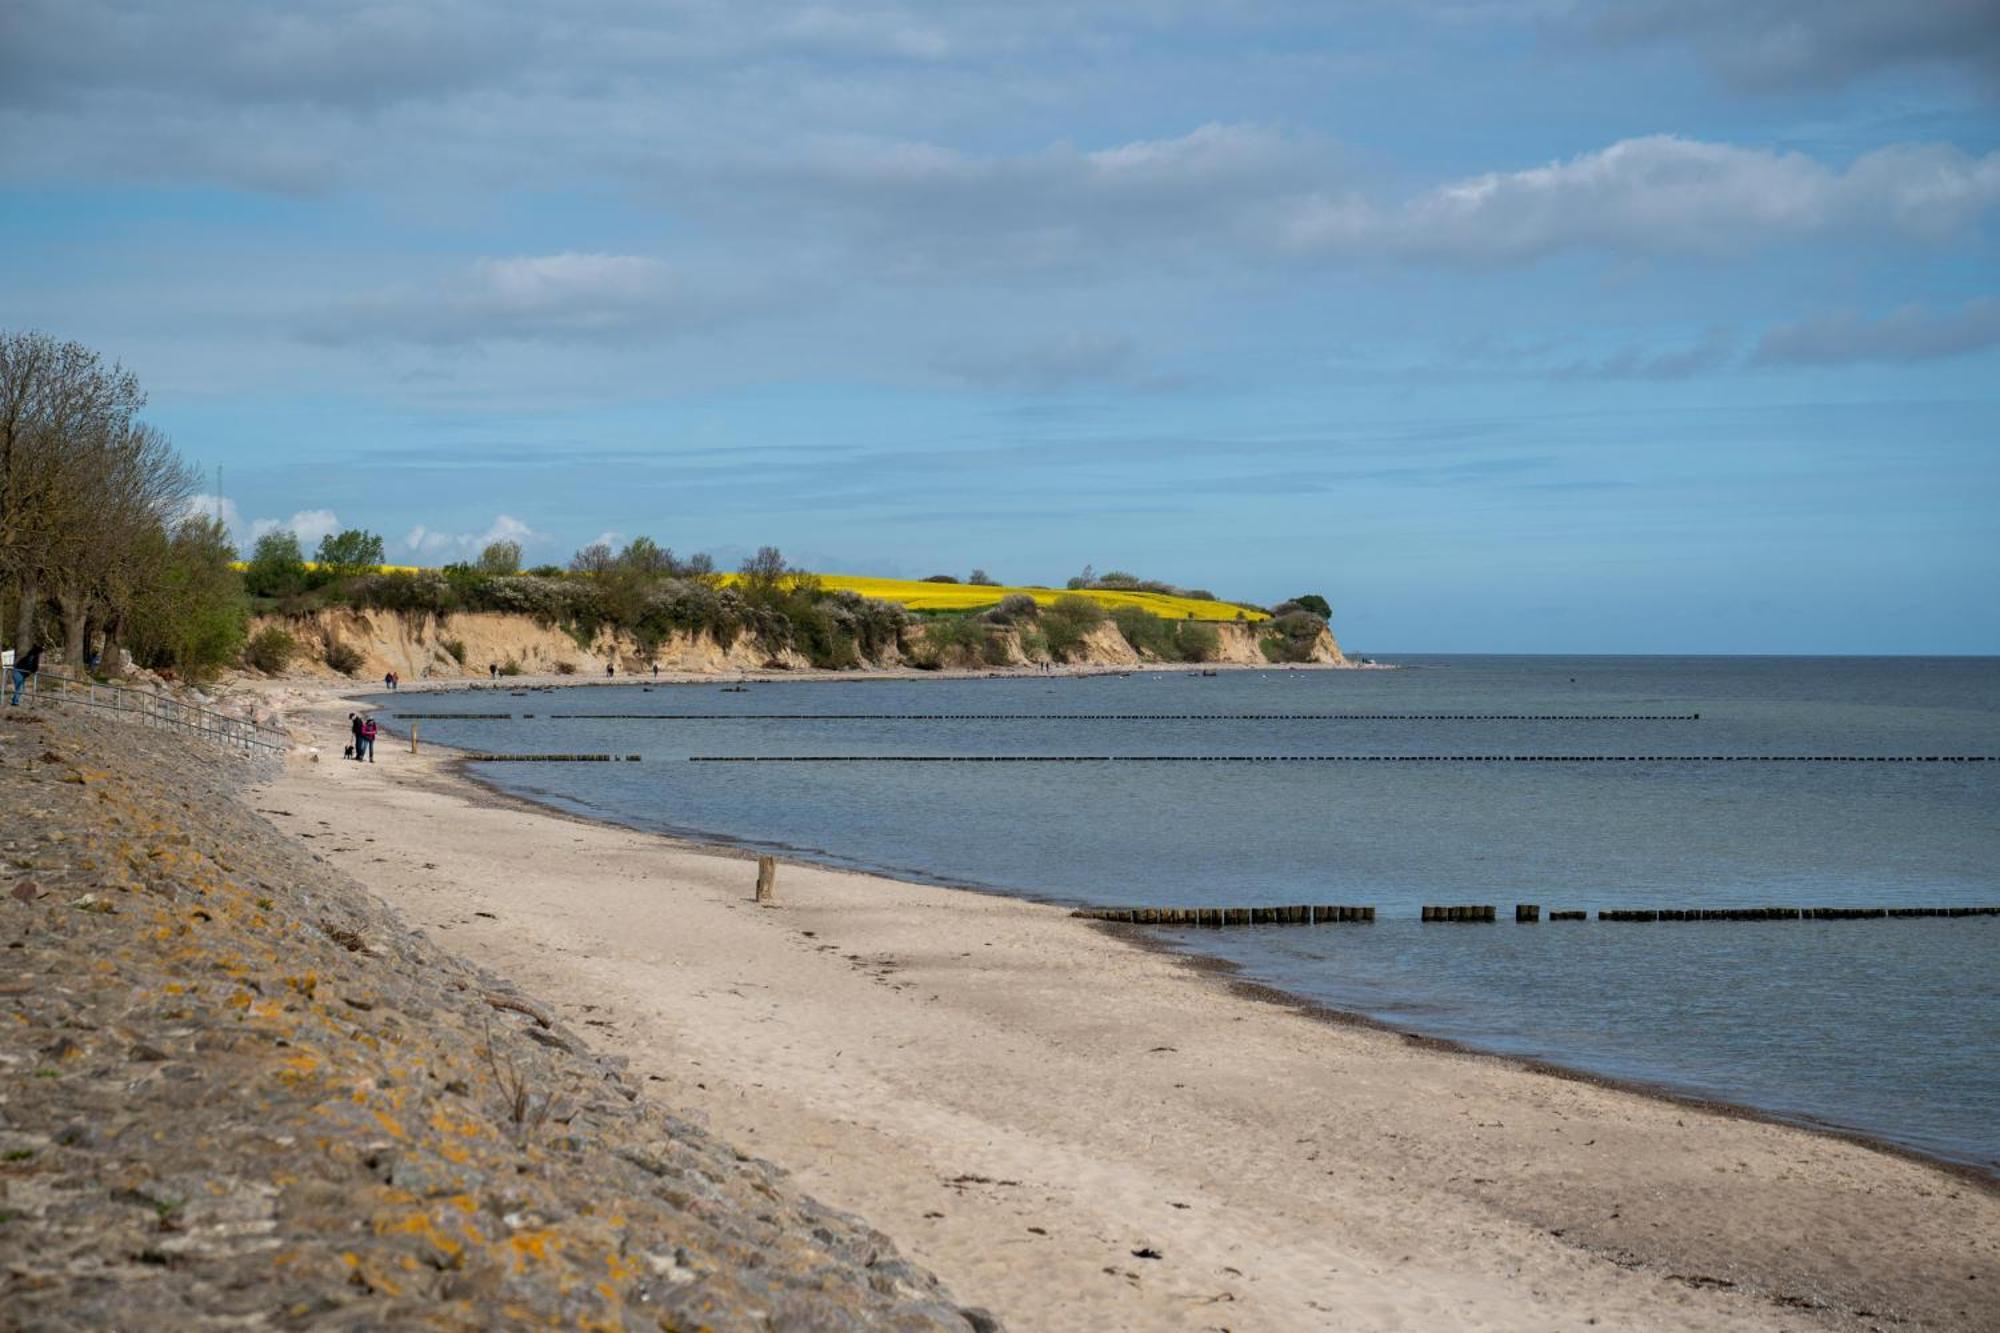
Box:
498 658 524 677
346 571 459 619
439 637 467 665
920 615 990 668
983 593 1038 624
1112 606 1221 663
242 625 297 673
1177 623 1220 662
323 634 365 675
1259 611 1327 663
245 532 308 598
1040 595 1107 662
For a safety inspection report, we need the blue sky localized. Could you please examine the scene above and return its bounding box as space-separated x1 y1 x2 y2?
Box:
2 1 1996 652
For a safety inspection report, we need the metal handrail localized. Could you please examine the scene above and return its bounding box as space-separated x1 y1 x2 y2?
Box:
13 668 289 756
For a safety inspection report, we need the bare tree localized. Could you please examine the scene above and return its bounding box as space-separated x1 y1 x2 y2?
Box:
50 421 193 670
568 542 614 575
0 331 147 655
738 545 789 599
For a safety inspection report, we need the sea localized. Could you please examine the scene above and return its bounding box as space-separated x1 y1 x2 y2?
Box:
368 656 2000 1171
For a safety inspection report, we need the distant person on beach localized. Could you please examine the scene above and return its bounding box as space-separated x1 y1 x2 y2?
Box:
361 716 378 762
8 643 41 706
488 663 498 680
347 712 363 759
651 662 658 677
606 661 615 677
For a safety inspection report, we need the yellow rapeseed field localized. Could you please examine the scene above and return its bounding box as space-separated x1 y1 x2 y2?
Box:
232 559 1266 621
770 574 1267 622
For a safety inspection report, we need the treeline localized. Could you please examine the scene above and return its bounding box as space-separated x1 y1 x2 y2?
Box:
0 331 245 680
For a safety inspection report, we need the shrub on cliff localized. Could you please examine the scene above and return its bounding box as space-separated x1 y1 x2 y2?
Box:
1112 606 1221 662
920 615 991 668
242 626 298 674
1041 595 1107 662
348 571 459 619
322 634 365 676
984 593 1039 625
1177 622 1220 662
1259 610 1327 663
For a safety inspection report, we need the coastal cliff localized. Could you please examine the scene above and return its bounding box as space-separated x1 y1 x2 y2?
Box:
248 609 1349 681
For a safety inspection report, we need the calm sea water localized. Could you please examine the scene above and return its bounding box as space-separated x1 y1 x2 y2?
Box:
370 657 2000 1169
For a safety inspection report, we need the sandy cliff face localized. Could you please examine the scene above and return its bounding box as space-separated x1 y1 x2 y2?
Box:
251 608 1348 680
253 608 806 682
908 618 1349 669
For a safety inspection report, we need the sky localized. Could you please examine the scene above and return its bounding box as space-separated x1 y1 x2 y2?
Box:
2 1 1997 653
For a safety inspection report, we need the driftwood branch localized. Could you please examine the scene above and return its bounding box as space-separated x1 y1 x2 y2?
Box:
483 992 553 1028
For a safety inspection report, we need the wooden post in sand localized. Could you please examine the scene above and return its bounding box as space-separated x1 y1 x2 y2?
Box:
754 855 777 904
410 722 420 755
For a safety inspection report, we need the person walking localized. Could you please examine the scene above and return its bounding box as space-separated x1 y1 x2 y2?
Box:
488 662 498 680
8 644 41 706
361 715 378 762
348 712 364 759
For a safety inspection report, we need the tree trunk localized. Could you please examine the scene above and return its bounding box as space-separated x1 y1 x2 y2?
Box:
58 586 86 673
14 572 36 652
101 611 125 678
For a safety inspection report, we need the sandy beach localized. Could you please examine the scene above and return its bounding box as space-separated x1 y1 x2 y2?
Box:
260 686 1999 1331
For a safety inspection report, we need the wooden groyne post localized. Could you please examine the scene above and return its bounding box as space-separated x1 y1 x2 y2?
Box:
754 856 777 904
1069 904 1373 926
409 722 419 755
1422 905 1497 922
1515 903 1539 923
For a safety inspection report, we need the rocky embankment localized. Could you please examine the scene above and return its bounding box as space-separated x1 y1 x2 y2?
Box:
0 706 994 1330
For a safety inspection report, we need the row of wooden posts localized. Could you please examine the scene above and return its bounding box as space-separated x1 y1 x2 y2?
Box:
1057 901 2000 927
1072 905 1374 925
735 852 1996 925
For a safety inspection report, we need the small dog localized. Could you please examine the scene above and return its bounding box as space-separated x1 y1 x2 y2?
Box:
343 744 355 760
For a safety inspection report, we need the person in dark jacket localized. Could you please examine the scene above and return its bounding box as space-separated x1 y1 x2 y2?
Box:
9 644 42 707
349 711 365 760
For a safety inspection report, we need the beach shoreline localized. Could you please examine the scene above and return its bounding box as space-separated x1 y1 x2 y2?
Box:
369 677 1996 1182
450 741 1999 1184
249 678 2000 1330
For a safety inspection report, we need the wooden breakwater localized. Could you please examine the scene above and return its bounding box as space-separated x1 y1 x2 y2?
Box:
1599 906 2000 922
1422 905 1498 922
1074 902 1998 928
691 754 1995 764
1073 905 1374 926
461 753 643 763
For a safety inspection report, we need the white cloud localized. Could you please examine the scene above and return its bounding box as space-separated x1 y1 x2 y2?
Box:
179 493 243 534
304 252 773 346
1282 136 2000 263
248 508 342 547
398 514 541 559
1752 298 2000 366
